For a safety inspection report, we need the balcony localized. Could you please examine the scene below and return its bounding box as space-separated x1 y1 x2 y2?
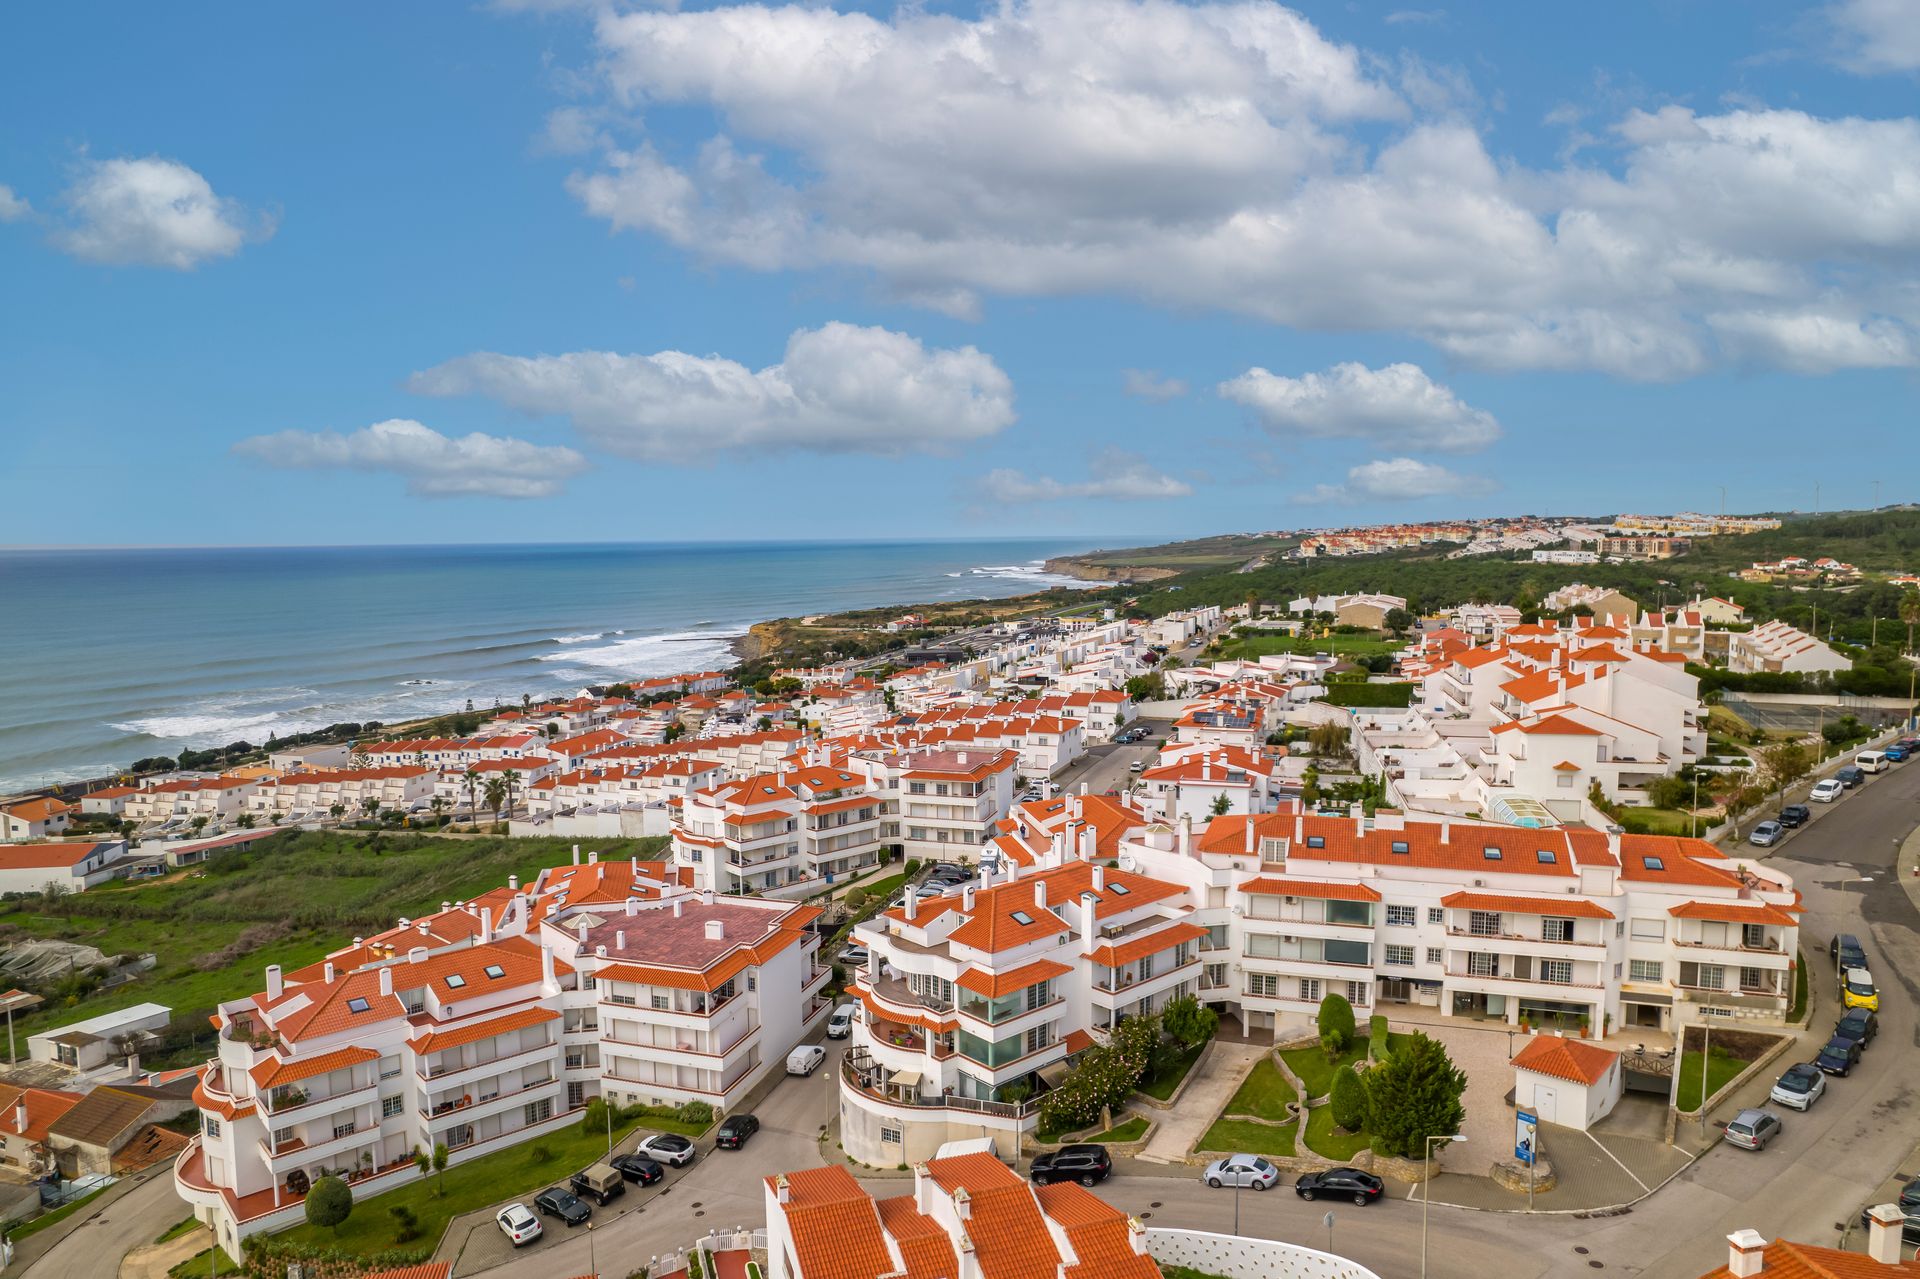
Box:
840 1052 1035 1120
1447 966 1603 990
425 1076 557 1122
419 1035 556 1083
1672 936 1787 957
862 974 955 1018
263 1075 375 1118
1094 958 1199 995
1446 927 1602 950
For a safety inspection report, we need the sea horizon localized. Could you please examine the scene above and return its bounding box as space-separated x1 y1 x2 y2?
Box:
0 537 1108 795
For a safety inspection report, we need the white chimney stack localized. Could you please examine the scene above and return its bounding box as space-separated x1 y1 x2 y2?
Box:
508 874 519 891
540 944 557 991
479 908 493 944
1080 891 1098 944
1033 880 1048 911
904 887 919 918
595 944 607 958
378 966 393 997
616 930 626 950
1868 1205 1905 1265
1177 815 1192 859
572 844 581 866
1244 821 1255 855
962 885 977 911
776 1174 791 1205
417 920 430 937
12 1102 25 1134
265 964 283 1001
323 962 335 985
673 898 684 918
1725 1231 1767 1279
577 920 589 944
704 920 725 941
1091 864 1105 892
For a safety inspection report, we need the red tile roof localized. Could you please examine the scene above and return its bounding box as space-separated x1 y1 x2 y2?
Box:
954 959 1074 999
1239 877 1381 902
1084 921 1208 967
1512 1035 1617 1086
1694 1240 1920 1279
410 1005 558 1055
248 1046 379 1089
1666 900 1798 926
1440 890 1615 919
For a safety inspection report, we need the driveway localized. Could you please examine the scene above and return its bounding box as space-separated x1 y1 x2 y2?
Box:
13 1168 186 1279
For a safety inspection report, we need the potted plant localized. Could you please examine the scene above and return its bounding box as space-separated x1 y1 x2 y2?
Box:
1577 1014 1591 1038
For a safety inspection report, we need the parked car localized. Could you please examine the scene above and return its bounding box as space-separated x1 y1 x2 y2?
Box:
1836 765 1866 788
1777 804 1811 828
715 1114 760 1149
497 1203 543 1247
1816 1035 1863 1076
1128 760 1145 773
1842 967 1880 1011
1856 1205 1920 1245
1885 744 1910 763
839 944 871 967
1831 933 1867 970
1295 1168 1386 1205
635 1133 697 1167
610 1152 665 1185
827 1003 858 1039
570 1164 627 1205
1748 820 1783 847
1834 1007 1879 1050
1030 1144 1112 1187
1809 779 1846 803
1722 1109 1783 1151
787 1045 828 1076
534 1186 592 1226
1769 1063 1826 1111
1202 1154 1281 1190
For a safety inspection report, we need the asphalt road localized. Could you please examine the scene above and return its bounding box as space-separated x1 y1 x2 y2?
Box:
1049 721 1172 800
17 1168 187 1279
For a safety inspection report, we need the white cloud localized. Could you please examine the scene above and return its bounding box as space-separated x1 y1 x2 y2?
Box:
1385 9 1446 24
0 185 29 222
1219 361 1499 452
408 322 1015 460
1122 369 1189 402
1708 308 1918 372
1298 456 1491 503
53 157 267 269
1826 0 1920 74
977 450 1193 504
540 0 1920 377
233 419 588 499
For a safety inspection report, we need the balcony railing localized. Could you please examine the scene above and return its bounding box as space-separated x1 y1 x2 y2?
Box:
1448 967 1603 989
1445 927 1602 948
841 1053 1035 1119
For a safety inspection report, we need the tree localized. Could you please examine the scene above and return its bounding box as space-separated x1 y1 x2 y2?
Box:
1759 741 1812 804
1329 1065 1367 1131
483 777 508 825
188 816 208 838
1383 607 1414 636
1161 994 1218 1048
433 1142 449 1192
1901 587 1920 655
1714 773 1764 837
430 795 448 827
329 804 346 821
1361 1031 1466 1158
1125 672 1166 702
235 812 255 829
268 810 284 827
360 796 379 819
502 768 522 817
1316 991 1356 1054
304 1174 353 1236
1210 793 1232 817
462 771 480 824
1307 722 1351 759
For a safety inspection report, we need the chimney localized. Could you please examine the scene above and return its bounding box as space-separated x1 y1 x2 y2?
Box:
508 874 519 891
1294 812 1303 842
904 887 919 917
1128 1217 1147 1256
913 1163 934 1215
588 849 600 865
417 919 430 937
962 885 977 911
12 1102 25 1134
577 920 589 944
776 1173 791 1206
1244 820 1255 855
1725 1231 1766 1279
441 901 452 913
1034 879 1048 910
1080 892 1098 944
265 964 283 1001
1869 1204 1906 1264
616 930 626 950
379 966 393 997
1092 864 1105 892
540 945 557 990
704 920 725 941
1606 827 1622 861
703 889 715 906
595 944 607 958
953 1187 972 1221
625 897 640 917
479 908 494 944
1177 815 1192 859
323 962 335 984
1079 826 1095 863
572 844 581 866
673 898 684 918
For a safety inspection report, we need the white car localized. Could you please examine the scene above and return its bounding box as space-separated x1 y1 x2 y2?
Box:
1769 1063 1826 1111
1809 778 1846 803
497 1203 543 1247
826 1003 858 1039
1202 1154 1280 1190
635 1132 698 1167
839 945 871 967
787 1045 828 1076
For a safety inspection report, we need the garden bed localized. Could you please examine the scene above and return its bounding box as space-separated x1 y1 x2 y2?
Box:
1303 1104 1372 1161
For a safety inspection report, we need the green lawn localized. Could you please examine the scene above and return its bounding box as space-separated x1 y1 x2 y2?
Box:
169 1247 239 1278
5 1185 109 1240
1 831 666 1068
1303 1104 1373 1160
277 1115 664 1255
1222 1057 1298 1121
156 1215 201 1245
1090 1117 1150 1143
1197 1117 1296 1159
1617 807 1702 837
1677 1050 1748 1112
1212 634 1399 663
1137 1040 1207 1102
1279 1041 1366 1100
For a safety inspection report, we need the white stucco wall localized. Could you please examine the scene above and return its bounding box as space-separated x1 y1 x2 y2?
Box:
1145 1228 1382 1279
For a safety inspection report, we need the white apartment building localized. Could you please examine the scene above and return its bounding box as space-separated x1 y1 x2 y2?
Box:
673 764 892 896
1728 621 1851 677
888 749 1018 865
838 856 1196 1165
1450 603 1522 641
123 776 261 827
0 840 129 894
1147 606 1223 649
1531 549 1599 565
523 758 728 817
1118 804 1800 1042
0 798 73 842
1136 744 1290 823
1539 584 1639 620
175 852 829 1254
248 766 437 820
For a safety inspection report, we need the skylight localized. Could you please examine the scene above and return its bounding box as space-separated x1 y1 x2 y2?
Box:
483 964 506 979
1482 847 1503 860
1306 836 1325 848
1011 910 1035 925
1536 850 1557 864
1108 883 1130 895
444 974 467 988
1642 856 1665 871
346 997 370 1014
1390 841 1410 854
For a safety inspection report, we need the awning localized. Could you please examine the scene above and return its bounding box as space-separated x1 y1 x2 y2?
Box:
891 1070 923 1089
1036 1060 1072 1087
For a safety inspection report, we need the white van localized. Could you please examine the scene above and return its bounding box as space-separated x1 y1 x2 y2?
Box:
1856 751 1889 774
786 1045 827 1076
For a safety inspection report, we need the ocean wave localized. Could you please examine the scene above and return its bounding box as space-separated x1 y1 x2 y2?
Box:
552 633 605 644
535 628 745 674
965 560 1097 589
112 709 289 741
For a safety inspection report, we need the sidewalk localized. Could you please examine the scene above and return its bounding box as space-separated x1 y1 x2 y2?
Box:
1133 1042 1265 1165
118 1231 208 1279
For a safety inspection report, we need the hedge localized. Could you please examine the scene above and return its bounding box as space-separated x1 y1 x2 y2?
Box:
1368 1015 1390 1060
1319 683 1415 708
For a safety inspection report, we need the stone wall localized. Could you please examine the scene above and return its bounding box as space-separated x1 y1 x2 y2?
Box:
1145 1227 1381 1279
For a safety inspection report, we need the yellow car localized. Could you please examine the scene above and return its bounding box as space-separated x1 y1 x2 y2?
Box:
1841 967 1880 1011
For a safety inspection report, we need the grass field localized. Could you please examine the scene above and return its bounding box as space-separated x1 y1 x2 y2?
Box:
1279 1042 1365 1100
1617 807 1704 837
1197 1117 1296 1159
1138 1040 1207 1102
1302 1104 1373 1160
1677 1049 1748 1112
1222 1057 1298 1121
1 831 667 1065
1090 1116 1149 1142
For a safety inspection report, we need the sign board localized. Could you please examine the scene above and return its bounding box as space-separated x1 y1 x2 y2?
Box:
1514 1110 1538 1165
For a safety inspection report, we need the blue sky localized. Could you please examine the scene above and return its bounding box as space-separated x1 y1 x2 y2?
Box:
3 0 1917 547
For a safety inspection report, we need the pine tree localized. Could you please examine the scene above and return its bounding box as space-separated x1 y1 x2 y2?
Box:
1329 1065 1367 1131
1361 1032 1466 1158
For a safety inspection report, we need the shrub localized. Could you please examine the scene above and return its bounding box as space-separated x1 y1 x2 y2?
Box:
1368 1015 1390 1059
1329 1066 1367 1131
1036 1015 1159 1134
1361 1032 1466 1158
1161 994 1218 1049
1316 992 1355 1053
302 1175 352 1236
529 1143 553 1163
388 1205 420 1244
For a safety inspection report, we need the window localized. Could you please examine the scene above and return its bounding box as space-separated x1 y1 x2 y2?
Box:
1385 905 1417 927
880 1121 903 1145
1298 978 1322 1001
1556 774 1576 789
1426 947 1443 964
1469 911 1503 938
1323 938 1371 966
524 1098 553 1126
483 964 505 979
1390 840 1410 854
1740 966 1765 991
1025 1024 1053 1054
1482 846 1502 860
1108 883 1131 895
1384 944 1415 967
1641 856 1665 871
444 974 467 989
1467 953 1498 977
1542 918 1574 944
1306 836 1325 848
1541 959 1573 985
747 974 756 992
382 1095 404 1119
1247 973 1279 999
1428 907 1444 925
379 1054 401 1079
1260 837 1287 859
1535 849 1557 864
1630 918 1665 940
1325 900 1372 926
1202 924 1229 951
566 1082 586 1109
651 993 671 1010
346 997 370 1014
1629 959 1663 983
1347 981 1369 1006
203 1116 221 1138
1010 911 1034 925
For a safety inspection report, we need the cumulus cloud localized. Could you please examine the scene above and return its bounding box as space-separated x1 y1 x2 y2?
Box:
408 322 1015 460
1298 456 1491 504
1122 369 1189 402
1826 0 1920 73
53 157 268 269
538 0 1920 377
976 449 1193 504
1218 361 1499 452
233 419 588 499
0 185 29 222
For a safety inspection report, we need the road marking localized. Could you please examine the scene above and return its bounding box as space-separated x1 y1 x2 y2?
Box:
1584 1132 1651 1193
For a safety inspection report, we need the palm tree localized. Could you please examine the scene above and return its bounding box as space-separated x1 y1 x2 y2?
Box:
483 777 508 825
501 769 522 818
1901 587 1920 655
329 804 346 821
430 795 448 828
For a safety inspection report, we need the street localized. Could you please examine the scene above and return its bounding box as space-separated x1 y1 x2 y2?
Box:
1049 720 1172 800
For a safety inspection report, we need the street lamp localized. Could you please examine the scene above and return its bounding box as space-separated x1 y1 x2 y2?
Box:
1420 1133 1466 1279
1324 1209 1336 1255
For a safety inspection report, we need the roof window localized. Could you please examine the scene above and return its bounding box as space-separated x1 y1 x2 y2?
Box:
1642 856 1665 871
1390 841 1410 854
1482 847 1503 860
1010 911 1035 925
1535 850 1557 864
1306 836 1325 849
346 997 370 1014
444 974 467 989
1108 883 1131 895
483 964 506 979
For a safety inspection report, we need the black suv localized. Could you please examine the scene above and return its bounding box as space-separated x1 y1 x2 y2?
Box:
1296 1168 1386 1205
1816 1035 1862 1076
1778 804 1811 828
611 1152 666 1185
534 1186 592 1226
1836 766 1866 788
716 1114 760 1149
1831 933 1867 970
1030 1144 1112 1187
1834 1007 1879 1050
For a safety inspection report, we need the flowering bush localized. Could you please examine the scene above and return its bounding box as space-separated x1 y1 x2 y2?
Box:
1035 1014 1160 1134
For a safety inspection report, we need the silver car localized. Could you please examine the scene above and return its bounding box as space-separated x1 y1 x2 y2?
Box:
1722 1107 1783 1151
1202 1154 1281 1190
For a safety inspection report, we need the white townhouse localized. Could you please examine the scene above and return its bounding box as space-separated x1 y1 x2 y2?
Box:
1136 744 1290 823
1728 620 1851 677
523 758 728 818
0 840 129 894
885 749 1019 865
122 776 261 827
1147 606 1224 649
1117 803 1800 1042
0 798 74 842
175 851 829 1255
1449 603 1522 641
838 854 1198 1165
673 764 893 897
248 766 437 820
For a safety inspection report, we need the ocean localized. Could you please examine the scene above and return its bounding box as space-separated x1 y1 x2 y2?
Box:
0 539 1103 793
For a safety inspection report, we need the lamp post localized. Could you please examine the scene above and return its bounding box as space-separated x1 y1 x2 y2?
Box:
1324 1209 1336 1255
605 1094 614 1160
1420 1133 1466 1279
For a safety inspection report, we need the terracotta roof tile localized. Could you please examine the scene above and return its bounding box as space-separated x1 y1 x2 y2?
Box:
1083 921 1208 968
1239 877 1381 902
1440 890 1614 919
1511 1035 1617 1086
954 959 1073 998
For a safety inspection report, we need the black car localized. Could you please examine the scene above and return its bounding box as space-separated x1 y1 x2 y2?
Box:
1836 766 1866 788
534 1186 592 1226
715 1114 760 1149
1834 1007 1879 1050
1778 804 1811 828
1831 933 1868 971
1857 1206 1920 1245
1816 1035 1863 1076
1030 1144 1112 1187
1295 1168 1386 1205
610 1153 666 1185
